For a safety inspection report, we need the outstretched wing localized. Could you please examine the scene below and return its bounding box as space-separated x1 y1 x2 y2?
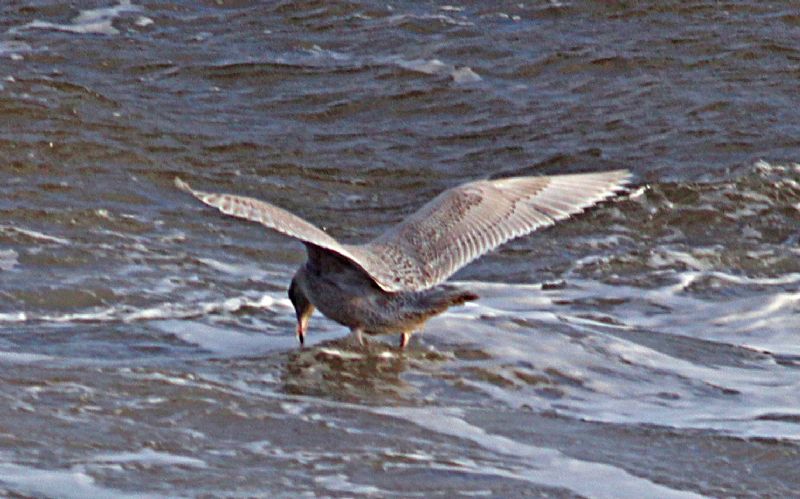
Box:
175 177 359 264
176 171 630 293
356 170 631 291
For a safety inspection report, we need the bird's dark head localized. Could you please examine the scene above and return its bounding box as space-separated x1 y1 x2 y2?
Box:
288 274 314 346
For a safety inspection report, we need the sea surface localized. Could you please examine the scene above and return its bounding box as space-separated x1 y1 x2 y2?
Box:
1 1 799 497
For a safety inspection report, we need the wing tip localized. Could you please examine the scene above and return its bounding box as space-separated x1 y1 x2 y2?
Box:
174 176 193 193
611 169 633 192
602 168 633 186
587 169 632 196
587 169 634 205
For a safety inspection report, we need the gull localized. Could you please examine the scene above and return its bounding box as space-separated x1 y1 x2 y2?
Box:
176 170 629 349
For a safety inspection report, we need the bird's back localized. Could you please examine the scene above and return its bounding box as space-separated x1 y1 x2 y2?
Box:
301 245 476 335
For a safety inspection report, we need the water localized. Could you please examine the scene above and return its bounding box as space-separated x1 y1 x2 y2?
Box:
1 1 799 496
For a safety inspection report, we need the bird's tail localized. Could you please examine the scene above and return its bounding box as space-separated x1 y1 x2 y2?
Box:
429 286 478 312
448 290 479 306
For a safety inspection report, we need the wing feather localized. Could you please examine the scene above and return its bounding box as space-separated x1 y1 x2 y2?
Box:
176 171 630 293
358 170 631 291
175 178 367 272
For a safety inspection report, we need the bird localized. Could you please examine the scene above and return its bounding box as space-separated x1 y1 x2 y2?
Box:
175 169 630 349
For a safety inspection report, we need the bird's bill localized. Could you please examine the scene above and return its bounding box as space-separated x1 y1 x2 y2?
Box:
296 322 305 346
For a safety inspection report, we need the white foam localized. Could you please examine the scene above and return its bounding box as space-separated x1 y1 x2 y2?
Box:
151 319 296 357
377 407 701 499
386 13 474 27
151 313 346 356
242 439 272 454
386 56 482 83
0 41 33 59
220 384 696 496
0 225 70 244
0 312 26 323
437 275 800 438
754 159 800 175
127 293 281 321
0 462 149 499
646 248 711 271
0 249 18 271
14 0 141 36
0 291 285 325
393 57 447 75
39 310 119 323
131 372 191 386
0 351 54 364
451 66 482 83
314 474 383 495
307 45 352 62
316 347 365 360
195 257 270 278
494 12 521 21
134 16 153 27
91 448 207 468
219 47 480 86
161 320 272 356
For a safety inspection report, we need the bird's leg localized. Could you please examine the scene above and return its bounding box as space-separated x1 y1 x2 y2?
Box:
399 332 410 350
350 327 366 348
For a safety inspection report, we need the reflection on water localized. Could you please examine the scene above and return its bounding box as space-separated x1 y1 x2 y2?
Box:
2 0 800 496
283 344 415 402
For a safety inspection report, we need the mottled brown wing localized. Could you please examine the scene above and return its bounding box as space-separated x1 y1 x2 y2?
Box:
175 177 362 267
356 170 631 292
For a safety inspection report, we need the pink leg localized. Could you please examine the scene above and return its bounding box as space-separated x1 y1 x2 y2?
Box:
399 332 410 349
350 328 365 347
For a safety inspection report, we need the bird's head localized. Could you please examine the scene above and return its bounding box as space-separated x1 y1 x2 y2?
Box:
288 273 314 346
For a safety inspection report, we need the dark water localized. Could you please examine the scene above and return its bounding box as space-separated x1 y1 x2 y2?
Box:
1 1 799 497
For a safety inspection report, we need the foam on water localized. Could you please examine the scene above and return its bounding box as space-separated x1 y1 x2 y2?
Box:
0 312 26 322
306 45 352 63
216 46 482 85
313 474 384 495
0 292 284 325
439 273 800 439
151 311 346 356
385 13 474 28
0 350 54 364
0 41 33 60
193 256 276 280
0 249 18 271
152 319 290 357
0 224 70 245
12 0 141 36
385 56 482 83
559 271 800 354
0 461 151 499
188 372 697 498
378 406 702 499
134 16 154 28
91 448 207 468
